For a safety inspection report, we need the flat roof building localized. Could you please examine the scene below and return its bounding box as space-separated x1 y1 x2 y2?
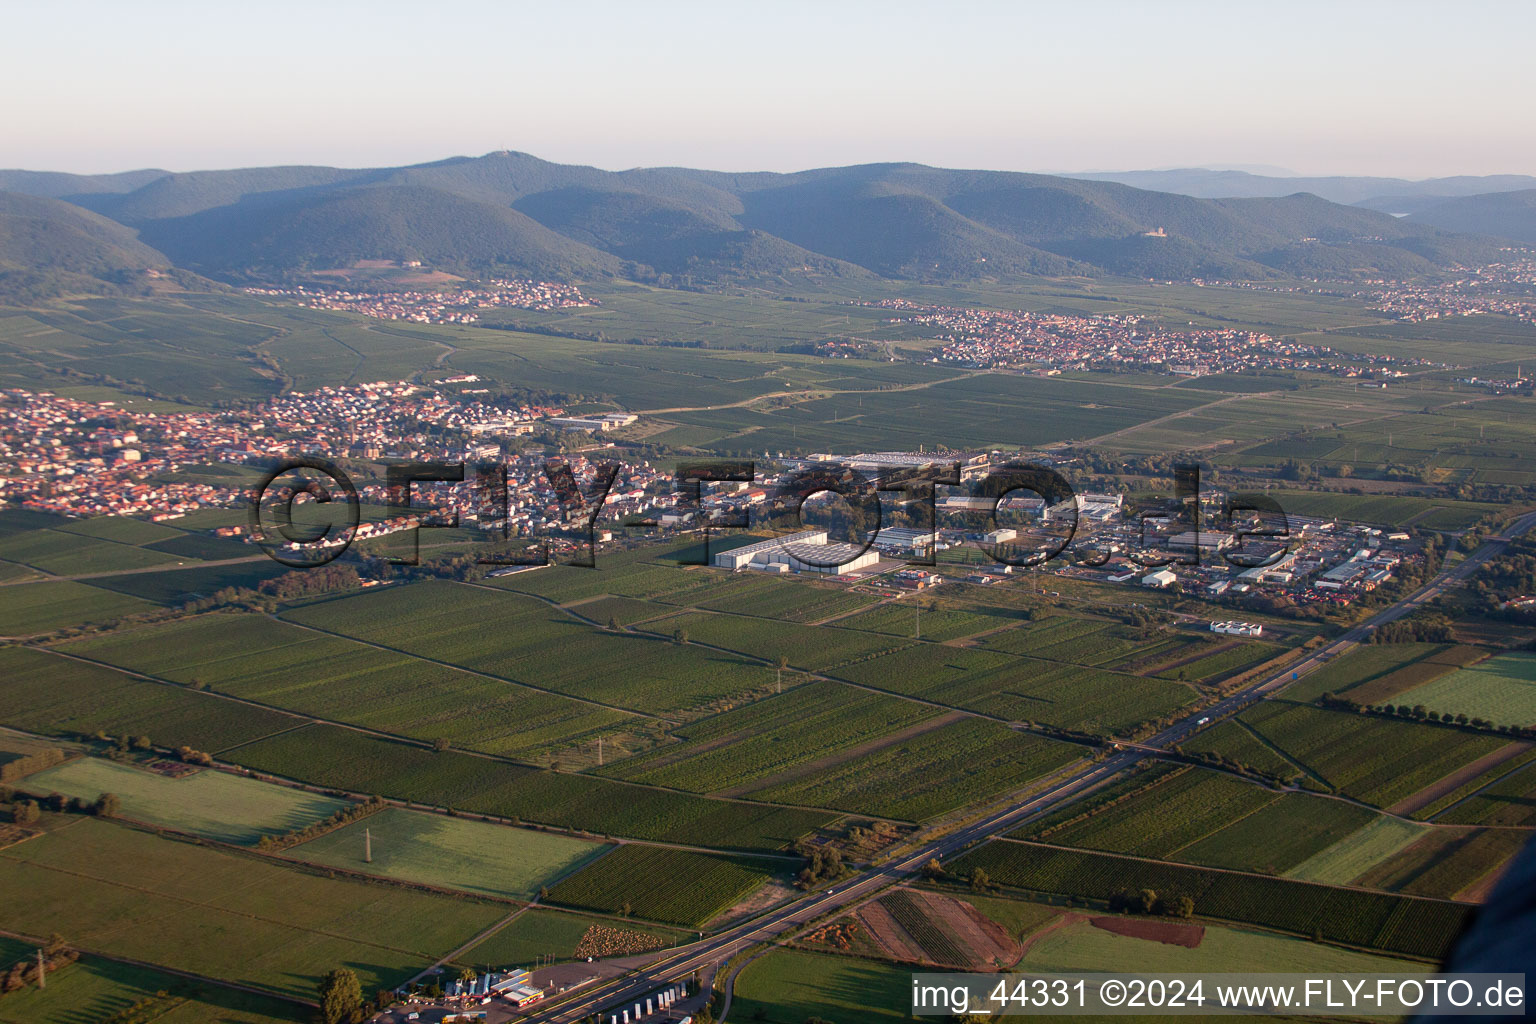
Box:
711 530 879 574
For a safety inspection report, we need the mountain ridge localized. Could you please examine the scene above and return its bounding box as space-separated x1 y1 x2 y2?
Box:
0 152 1514 292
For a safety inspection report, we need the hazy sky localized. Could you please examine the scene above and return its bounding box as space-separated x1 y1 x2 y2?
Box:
6 0 1532 178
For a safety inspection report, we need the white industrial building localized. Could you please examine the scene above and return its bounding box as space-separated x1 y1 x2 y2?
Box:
711 530 880 574
782 451 991 480
868 525 937 554
1142 568 1178 588
546 413 638 431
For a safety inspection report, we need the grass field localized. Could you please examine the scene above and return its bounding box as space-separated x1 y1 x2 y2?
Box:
0 527 189 576
1178 720 1306 781
746 717 1082 821
692 580 879 623
597 681 937 793
836 600 1006 642
1255 491 1508 530
947 840 1470 960
1236 701 1507 806
280 581 775 715
1285 643 1486 705
0 645 300 753
0 817 506 999
85 559 290 604
1438 760 1536 827
0 937 304 1024
731 949 912 1023
285 806 606 899
62 611 640 761
459 908 690 967
828 642 1197 735
639 608 909 672
1017 765 1375 874
544 844 777 927
0 579 156 635
1019 917 1427 975
22 757 349 844
1396 652 1536 726
225 724 833 852
1284 816 1432 885
1355 826 1528 900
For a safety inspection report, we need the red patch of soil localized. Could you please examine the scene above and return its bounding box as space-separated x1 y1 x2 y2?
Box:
1089 915 1205 948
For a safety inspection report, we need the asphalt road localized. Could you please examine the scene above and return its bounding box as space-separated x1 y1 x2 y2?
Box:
520 512 1536 1024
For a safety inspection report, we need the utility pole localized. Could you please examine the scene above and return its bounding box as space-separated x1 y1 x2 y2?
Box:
915 599 922 640
36 948 45 990
598 735 603 767
364 827 372 864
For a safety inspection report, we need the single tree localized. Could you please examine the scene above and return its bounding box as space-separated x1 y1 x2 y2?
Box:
318 966 363 1024
93 792 121 818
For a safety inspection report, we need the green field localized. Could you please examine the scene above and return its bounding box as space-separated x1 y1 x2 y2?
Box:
836 600 1006 642
693 579 879 623
0 817 506 999
1438 760 1536 827
1356 826 1528 900
639 608 908 672
22 757 349 844
1017 765 1375 874
1284 816 1433 885
1020 917 1427 975
285 806 606 899
0 579 156 635
1396 652 1536 726
0 936 304 1024
0 527 189 576
0 645 300 753
1179 719 1306 781
225 724 833 852
1285 643 1485 705
544 844 777 927
597 681 937 793
731 949 913 1023
746 717 1082 821
280 581 776 715
946 840 1470 960
1256 490 1508 530
828 642 1197 735
459 908 690 967
61 612 639 761
1236 701 1507 806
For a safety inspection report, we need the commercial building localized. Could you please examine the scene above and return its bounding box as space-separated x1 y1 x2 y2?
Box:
710 530 880 575
1166 530 1236 556
547 413 638 431
1211 620 1264 637
783 451 991 480
868 525 937 555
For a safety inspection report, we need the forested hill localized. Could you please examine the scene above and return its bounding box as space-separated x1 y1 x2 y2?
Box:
0 151 1510 292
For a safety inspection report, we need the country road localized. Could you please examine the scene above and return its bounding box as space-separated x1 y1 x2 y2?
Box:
517 509 1536 1024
